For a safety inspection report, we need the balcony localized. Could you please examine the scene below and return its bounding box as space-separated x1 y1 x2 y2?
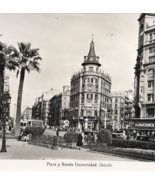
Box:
145 39 155 45
86 99 93 103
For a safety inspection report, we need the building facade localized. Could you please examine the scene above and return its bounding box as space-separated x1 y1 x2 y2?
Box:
48 86 70 126
32 96 42 120
70 40 112 131
22 107 32 120
132 13 155 132
111 91 134 130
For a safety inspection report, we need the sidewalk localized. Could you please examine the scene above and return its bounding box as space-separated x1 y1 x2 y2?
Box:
0 139 138 161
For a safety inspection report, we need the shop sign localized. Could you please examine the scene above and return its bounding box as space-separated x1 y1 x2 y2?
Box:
135 123 155 128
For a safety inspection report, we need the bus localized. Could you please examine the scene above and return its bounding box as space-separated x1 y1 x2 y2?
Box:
20 119 44 131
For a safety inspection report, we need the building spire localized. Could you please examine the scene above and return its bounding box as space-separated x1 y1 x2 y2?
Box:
88 37 96 57
81 38 101 67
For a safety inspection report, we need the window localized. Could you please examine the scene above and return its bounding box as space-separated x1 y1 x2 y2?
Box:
140 24 144 34
88 78 90 83
91 78 93 83
149 47 155 53
148 109 154 117
81 109 83 116
139 36 143 46
64 102 66 106
148 94 154 102
148 80 154 88
115 98 117 103
84 67 86 72
96 67 98 72
95 79 98 84
149 56 155 63
150 34 153 41
89 67 93 71
115 110 118 115
115 104 117 108
87 94 93 99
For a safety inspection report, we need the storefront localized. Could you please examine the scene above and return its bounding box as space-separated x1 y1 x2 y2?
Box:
127 118 155 134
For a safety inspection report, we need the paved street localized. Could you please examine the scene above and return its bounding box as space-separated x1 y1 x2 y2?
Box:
0 139 139 161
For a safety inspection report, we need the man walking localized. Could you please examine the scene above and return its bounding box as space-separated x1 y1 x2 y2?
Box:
56 127 60 137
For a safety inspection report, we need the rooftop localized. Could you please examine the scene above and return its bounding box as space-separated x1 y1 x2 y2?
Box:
81 40 101 67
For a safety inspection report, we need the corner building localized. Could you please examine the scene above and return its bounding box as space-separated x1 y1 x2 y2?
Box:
133 13 155 132
70 40 112 131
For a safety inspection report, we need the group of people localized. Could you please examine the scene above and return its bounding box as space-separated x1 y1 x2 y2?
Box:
76 131 98 150
125 130 155 140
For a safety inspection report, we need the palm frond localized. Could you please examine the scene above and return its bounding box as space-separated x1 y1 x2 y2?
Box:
6 59 19 71
28 48 40 58
25 65 31 73
26 43 31 51
18 42 26 54
16 70 19 78
28 60 41 72
34 56 42 61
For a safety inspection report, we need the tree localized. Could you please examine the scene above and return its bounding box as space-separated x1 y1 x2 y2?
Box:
0 42 18 117
14 43 42 135
97 128 112 147
61 108 71 120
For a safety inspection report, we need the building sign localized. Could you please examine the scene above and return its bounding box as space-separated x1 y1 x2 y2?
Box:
135 123 155 128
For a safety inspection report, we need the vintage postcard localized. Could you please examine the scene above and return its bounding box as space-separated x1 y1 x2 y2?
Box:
0 13 155 171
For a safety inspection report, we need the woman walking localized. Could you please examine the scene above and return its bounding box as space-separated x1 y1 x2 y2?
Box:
76 133 83 150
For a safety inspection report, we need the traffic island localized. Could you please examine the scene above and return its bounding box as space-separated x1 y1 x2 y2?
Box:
89 145 155 161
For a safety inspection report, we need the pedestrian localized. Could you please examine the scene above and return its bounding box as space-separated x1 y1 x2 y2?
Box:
87 133 92 147
81 132 85 145
56 127 60 137
76 133 83 150
94 133 98 145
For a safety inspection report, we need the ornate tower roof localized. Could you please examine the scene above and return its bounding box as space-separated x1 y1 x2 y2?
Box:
81 40 101 67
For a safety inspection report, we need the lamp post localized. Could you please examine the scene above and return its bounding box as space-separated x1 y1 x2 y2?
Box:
1 93 11 152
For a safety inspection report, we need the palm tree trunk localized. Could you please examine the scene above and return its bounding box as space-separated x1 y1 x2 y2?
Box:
15 68 25 136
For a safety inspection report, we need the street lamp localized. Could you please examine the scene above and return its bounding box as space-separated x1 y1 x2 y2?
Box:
1 94 11 152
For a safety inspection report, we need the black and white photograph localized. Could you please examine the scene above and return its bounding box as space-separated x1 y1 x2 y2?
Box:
0 12 155 171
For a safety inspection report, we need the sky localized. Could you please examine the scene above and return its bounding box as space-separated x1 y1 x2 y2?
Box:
0 13 140 117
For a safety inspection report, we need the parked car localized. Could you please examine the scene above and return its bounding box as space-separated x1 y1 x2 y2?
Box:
137 135 150 142
112 133 126 140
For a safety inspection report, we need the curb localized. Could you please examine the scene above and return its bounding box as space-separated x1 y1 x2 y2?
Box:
87 149 152 162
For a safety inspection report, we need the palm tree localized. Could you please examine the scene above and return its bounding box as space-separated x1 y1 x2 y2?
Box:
0 42 18 116
15 42 42 135
61 108 71 120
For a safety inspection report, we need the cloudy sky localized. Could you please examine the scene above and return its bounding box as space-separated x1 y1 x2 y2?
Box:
0 13 140 117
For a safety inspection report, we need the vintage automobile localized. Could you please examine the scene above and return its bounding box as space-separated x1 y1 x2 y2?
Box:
111 133 126 140
136 135 150 142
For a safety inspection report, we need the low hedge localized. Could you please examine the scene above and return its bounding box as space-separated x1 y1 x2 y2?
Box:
64 131 78 144
110 139 155 150
24 127 45 138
